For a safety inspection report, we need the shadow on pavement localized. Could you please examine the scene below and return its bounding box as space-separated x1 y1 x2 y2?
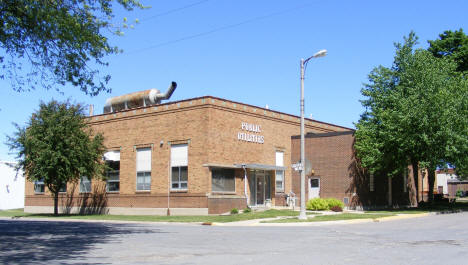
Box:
0 219 164 264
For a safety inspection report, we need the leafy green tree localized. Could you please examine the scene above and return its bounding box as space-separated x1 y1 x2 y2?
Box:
0 0 145 95
355 32 468 204
8 100 106 215
428 29 468 73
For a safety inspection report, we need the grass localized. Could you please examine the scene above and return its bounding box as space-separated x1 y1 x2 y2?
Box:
0 208 298 223
264 213 396 223
365 201 468 214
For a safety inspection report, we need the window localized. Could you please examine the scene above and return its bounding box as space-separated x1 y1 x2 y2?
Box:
80 176 91 193
136 148 151 191
171 144 188 190
59 183 67 193
369 173 374 192
34 179 45 193
275 151 285 192
104 151 120 192
212 169 235 192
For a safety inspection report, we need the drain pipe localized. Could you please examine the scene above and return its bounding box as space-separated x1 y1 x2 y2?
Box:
242 164 248 206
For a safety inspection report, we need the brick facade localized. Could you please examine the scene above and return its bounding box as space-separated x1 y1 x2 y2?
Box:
25 96 352 215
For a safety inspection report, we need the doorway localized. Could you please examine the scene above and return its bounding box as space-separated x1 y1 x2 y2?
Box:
308 178 320 200
249 170 271 206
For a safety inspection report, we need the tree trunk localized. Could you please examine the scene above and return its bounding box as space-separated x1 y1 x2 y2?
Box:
54 192 59 215
428 164 436 204
387 176 392 207
411 160 420 203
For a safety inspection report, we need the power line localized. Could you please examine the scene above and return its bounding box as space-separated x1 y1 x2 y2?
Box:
139 0 210 22
127 3 312 54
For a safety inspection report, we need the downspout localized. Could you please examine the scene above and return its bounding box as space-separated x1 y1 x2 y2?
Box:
242 164 248 206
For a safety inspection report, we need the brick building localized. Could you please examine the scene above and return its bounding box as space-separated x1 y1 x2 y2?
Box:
24 95 354 215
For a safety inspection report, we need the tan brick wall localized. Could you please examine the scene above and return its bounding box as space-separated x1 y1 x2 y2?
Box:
25 96 351 213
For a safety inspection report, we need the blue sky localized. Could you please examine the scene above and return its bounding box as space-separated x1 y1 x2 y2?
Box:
0 0 467 161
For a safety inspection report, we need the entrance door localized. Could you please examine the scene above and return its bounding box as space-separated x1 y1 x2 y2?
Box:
248 170 272 206
309 178 320 200
256 174 265 205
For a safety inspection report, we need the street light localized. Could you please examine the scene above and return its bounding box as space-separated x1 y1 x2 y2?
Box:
298 49 327 220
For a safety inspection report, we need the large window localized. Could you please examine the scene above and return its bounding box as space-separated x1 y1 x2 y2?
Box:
104 151 120 192
80 176 91 193
212 169 235 192
171 144 188 190
34 179 45 193
136 147 151 191
275 151 285 192
59 183 67 193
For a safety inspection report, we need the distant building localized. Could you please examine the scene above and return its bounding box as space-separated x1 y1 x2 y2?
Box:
0 161 24 210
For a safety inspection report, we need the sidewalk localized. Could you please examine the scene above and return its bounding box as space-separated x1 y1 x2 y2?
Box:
0 212 434 227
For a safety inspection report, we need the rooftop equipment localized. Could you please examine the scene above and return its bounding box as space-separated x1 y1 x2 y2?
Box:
103 82 177 113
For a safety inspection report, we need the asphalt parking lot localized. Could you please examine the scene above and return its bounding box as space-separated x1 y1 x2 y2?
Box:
1 212 467 265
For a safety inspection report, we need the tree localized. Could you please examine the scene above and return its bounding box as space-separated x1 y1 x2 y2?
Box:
0 0 145 96
8 100 106 215
355 32 468 204
428 29 468 73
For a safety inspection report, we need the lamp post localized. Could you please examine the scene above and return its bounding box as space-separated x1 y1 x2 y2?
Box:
298 49 327 220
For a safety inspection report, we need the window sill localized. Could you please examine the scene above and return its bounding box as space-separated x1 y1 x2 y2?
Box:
211 191 236 195
34 193 45 195
170 189 188 193
106 191 120 194
135 190 151 193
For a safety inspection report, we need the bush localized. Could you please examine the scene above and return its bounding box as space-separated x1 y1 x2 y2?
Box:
330 205 343 212
243 207 252 213
230 208 239 214
326 198 345 209
306 198 329 210
306 198 345 211
456 190 464 197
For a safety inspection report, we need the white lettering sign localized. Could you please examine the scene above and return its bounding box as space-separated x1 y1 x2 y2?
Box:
238 122 264 144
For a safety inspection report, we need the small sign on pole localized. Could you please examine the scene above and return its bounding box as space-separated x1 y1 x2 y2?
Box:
292 162 304 171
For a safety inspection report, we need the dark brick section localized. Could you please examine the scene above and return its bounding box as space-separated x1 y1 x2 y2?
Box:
207 197 247 214
292 132 355 206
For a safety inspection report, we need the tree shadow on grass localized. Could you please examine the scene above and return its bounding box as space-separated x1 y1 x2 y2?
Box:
0 219 166 264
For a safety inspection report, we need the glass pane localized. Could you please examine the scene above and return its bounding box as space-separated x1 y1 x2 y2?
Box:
180 167 188 181
172 183 179 189
107 182 119 192
180 182 187 189
171 167 179 182
59 184 67 193
311 179 319 188
211 169 235 192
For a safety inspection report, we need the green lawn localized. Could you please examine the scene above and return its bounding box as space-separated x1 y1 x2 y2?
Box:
264 213 396 223
0 208 298 223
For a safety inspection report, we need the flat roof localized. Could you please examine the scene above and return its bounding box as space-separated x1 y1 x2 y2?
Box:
89 95 353 132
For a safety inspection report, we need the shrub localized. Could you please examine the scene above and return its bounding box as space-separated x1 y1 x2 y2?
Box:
330 205 343 212
306 198 329 210
456 190 464 197
230 208 239 214
243 207 252 213
326 198 345 209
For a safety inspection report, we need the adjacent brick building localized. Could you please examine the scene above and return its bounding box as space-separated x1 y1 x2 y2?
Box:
24 95 355 215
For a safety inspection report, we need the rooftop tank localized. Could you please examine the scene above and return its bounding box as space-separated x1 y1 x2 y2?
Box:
103 82 177 113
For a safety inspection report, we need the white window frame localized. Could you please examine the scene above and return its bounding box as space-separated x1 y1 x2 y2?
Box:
34 179 45 194
136 147 151 191
80 176 92 193
171 144 188 191
275 151 285 192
